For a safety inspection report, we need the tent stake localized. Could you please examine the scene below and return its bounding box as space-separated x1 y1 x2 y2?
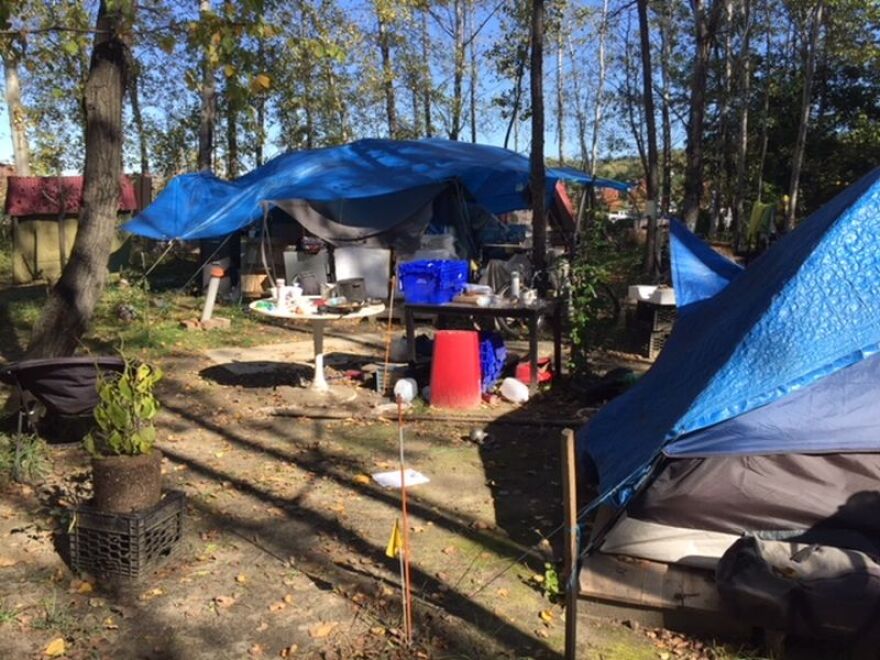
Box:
562 428 579 660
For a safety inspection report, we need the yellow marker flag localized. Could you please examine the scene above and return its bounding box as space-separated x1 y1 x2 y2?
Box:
385 518 402 559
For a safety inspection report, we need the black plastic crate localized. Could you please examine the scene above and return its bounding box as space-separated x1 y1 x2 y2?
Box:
69 490 185 579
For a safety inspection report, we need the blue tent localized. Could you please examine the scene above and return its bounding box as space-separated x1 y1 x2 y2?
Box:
579 167 880 510
124 138 629 242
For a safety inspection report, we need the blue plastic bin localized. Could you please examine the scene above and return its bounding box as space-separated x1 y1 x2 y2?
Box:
398 260 469 304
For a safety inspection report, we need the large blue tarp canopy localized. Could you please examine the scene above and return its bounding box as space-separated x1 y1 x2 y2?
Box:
579 167 880 505
124 138 630 241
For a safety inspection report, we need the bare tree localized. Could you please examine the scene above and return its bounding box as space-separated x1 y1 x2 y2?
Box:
555 24 564 164
376 2 398 138
27 0 131 358
658 0 673 215
785 0 824 231
589 0 610 177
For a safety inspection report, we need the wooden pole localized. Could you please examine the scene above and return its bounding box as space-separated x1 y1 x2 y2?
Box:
562 428 579 660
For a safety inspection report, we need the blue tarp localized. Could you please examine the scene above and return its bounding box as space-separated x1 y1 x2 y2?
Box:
669 220 743 308
124 138 630 241
579 167 880 505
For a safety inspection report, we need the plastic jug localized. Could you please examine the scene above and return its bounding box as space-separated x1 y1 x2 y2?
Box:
394 378 419 403
500 377 529 403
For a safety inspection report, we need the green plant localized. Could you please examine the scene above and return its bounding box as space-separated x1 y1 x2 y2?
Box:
83 357 163 457
0 432 50 484
569 234 610 374
541 562 561 600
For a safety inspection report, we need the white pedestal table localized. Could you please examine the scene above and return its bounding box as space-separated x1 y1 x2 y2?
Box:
249 298 385 392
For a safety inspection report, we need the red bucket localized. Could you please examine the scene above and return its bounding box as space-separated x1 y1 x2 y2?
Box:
430 330 481 409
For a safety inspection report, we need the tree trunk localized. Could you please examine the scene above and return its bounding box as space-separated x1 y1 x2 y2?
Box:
755 7 772 203
26 1 129 359
421 9 433 137
658 0 672 216
682 0 724 230
3 50 31 175
198 0 215 171
589 0 610 177
567 36 588 170
503 49 526 150
530 0 547 293
732 0 752 251
785 0 824 232
638 0 660 276
127 56 149 174
226 94 238 178
469 23 477 143
450 0 465 140
623 16 647 178
555 26 564 164
377 8 397 139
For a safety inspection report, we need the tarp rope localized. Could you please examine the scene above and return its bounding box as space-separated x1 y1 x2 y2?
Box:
177 233 233 294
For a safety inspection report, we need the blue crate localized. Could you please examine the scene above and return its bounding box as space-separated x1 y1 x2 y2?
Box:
479 332 507 392
398 260 468 304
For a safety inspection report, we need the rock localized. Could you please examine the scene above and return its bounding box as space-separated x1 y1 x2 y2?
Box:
201 317 231 330
180 319 202 331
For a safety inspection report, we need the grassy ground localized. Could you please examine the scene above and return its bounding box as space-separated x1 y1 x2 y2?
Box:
0 350 752 659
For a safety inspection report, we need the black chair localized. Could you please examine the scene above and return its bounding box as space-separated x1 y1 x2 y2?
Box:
0 357 126 477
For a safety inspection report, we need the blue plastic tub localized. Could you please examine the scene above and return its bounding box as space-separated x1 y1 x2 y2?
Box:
398 260 469 304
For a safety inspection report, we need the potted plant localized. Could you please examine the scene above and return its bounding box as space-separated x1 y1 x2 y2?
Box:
84 358 164 513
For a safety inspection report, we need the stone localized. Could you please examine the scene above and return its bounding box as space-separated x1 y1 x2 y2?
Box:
200 317 232 330
180 319 202 331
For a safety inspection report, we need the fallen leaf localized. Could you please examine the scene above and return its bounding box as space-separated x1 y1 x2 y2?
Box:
531 574 545 584
256 621 269 632
539 610 554 623
353 474 371 485
44 638 66 656
535 628 549 639
0 557 17 568
235 574 248 584
103 616 119 630
88 597 105 608
268 601 286 612
282 594 294 604
76 581 94 594
308 621 338 638
140 587 164 600
248 643 264 656
279 645 298 657
496 588 509 597
369 626 386 636
441 546 457 555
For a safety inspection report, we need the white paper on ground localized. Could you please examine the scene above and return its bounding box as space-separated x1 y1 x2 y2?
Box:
372 469 430 489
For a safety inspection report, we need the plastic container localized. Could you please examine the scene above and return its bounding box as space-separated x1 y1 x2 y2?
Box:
479 332 507 393
375 363 408 394
500 377 529 403
398 260 469 304
429 330 481 408
515 357 553 385
393 378 419 403
69 491 185 579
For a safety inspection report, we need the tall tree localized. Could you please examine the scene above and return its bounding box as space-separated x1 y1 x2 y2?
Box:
375 0 398 138
27 0 131 358
198 0 215 171
785 0 824 231
420 8 433 137
637 0 660 275
589 0 610 177
2 46 31 175
529 0 547 292
731 0 752 249
657 0 673 215
681 0 724 230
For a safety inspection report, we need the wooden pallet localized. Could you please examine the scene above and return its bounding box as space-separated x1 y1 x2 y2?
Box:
578 552 750 638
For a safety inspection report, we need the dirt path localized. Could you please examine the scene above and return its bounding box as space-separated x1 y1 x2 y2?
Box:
0 334 711 659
